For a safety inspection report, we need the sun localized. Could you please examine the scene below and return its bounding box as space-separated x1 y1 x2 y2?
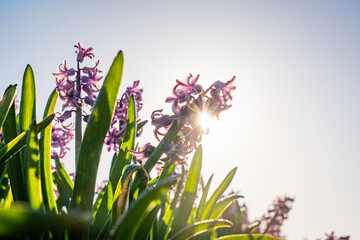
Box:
198 112 214 133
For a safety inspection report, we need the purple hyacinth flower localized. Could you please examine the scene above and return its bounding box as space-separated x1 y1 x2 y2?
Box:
74 42 94 63
51 121 75 159
166 74 203 104
57 110 74 122
104 127 126 152
128 143 155 164
151 109 173 141
53 60 76 83
210 76 236 107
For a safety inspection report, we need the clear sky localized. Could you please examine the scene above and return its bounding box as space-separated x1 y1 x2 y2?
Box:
1 1 359 239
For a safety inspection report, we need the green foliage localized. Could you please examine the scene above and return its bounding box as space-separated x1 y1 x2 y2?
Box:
0 51 283 240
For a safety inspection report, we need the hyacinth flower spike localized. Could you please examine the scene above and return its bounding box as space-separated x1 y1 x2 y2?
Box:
149 74 236 168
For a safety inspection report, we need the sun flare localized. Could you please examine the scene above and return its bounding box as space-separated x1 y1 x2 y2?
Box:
198 112 214 132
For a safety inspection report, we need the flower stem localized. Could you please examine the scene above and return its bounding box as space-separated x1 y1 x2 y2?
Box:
75 62 82 169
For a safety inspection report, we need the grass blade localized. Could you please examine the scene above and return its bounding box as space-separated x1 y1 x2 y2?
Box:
170 145 203 236
24 120 43 210
169 219 232 240
0 85 17 129
40 88 58 214
201 167 237 220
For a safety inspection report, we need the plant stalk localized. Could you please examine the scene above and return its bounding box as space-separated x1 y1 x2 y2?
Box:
75 62 82 169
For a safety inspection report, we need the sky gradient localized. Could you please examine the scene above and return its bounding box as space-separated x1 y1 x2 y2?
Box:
1 1 359 239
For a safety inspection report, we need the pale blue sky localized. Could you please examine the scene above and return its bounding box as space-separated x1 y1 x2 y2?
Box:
1 1 359 239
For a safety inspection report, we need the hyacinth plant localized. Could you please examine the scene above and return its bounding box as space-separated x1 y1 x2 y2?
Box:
0 44 349 240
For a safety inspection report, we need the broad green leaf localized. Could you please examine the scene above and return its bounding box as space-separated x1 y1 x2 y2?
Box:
24 120 43 210
196 174 214 221
209 194 243 219
169 219 232 240
0 114 55 166
109 177 176 240
54 156 74 195
19 65 36 173
2 103 26 201
170 146 203 236
157 166 186 240
90 95 137 236
0 85 17 129
70 51 124 213
201 167 237 220
0 206 91 238
215 234 281 240
19 65 36 134
40 88 58 214
112 164 148 223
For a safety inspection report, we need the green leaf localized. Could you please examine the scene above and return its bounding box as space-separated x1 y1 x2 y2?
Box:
130 122 180 199
196 174 214 221
90 95 137 236
2 103 26 201
70 51 124 213
201 167 237 220
24 120 43 210
137 119 148 130
0 114 55 165
169 219 233 240
209 194 243 219
52 171 71 211
112 164 148 223
134 205 160 239
40 88 58 214
109 177 176 240
143 122 179 173
54 156 74 195
92 183 107 218
19 65 36 134
0 206 91 238
0 85 17 129
19 65 36 174
157 166 186 240
170 145 203 236
215 234 281 240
